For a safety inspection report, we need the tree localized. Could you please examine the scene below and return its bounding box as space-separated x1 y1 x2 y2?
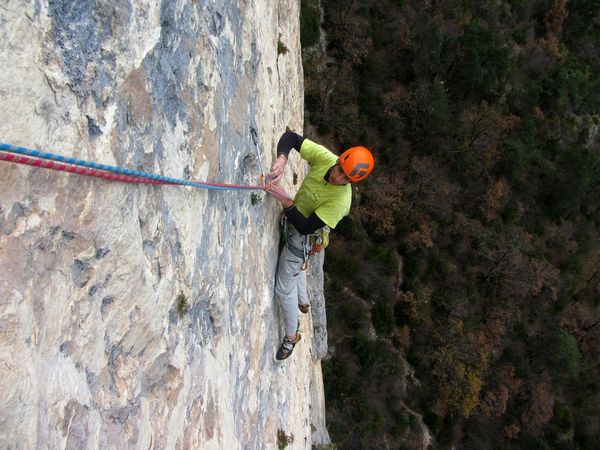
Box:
356 173 404 238
311 0 600 447
300 0 321 48
521 381 555 431
447 20 511 101
423 320 491 417
481 177 511 221
451 102 520 179
534 329 581 382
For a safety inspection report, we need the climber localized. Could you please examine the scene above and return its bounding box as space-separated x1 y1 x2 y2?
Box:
264 130 374 360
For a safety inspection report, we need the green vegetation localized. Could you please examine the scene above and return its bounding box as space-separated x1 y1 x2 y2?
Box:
305 0 600 449
313 444 338 450
300 0 321 48
175 292 189 317
276 429 293 449
277 37 289 56
250 192 262 205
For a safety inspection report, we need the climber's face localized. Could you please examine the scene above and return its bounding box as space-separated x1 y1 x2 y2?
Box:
328 164 352 185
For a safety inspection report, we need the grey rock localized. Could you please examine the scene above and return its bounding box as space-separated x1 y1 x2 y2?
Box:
306 251 328 360
0 1 330 449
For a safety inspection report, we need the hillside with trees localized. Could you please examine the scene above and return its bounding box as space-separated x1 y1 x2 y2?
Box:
301 0 600 448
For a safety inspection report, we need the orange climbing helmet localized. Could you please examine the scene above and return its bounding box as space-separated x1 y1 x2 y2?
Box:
339 146 374 182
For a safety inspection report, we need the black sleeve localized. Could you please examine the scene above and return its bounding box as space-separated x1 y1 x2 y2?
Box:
277 131 305 159
284 205 327 235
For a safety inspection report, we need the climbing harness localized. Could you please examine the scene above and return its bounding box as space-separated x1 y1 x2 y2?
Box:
0 142 269 191
279 213 329 271
308 226 330 256
301 226 330 270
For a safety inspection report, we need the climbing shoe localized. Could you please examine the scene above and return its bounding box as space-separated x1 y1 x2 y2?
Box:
276 333 301 360
298 303 310 314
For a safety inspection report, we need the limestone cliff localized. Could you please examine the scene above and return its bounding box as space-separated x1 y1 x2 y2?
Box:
0 1 330 448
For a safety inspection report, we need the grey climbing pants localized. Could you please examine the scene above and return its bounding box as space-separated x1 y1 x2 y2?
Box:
275 223 309 337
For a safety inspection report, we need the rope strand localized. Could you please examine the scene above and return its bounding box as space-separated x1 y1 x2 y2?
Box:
0 142 266 191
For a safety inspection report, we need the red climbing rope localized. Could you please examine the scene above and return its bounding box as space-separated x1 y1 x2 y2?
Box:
0 142 271 191
0 151 176 185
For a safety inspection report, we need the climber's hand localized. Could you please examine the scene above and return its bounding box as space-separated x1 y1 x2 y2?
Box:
266 154 287 184
263 182 293 209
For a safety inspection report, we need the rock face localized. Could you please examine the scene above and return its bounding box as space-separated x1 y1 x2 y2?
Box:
0 1 330 448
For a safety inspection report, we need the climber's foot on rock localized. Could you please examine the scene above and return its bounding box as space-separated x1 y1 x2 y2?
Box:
276 333 301 360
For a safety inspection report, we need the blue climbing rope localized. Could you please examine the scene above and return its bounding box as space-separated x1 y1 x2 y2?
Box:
0 142 265 191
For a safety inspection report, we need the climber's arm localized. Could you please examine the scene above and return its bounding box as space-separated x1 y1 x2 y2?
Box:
276 131 305 159
263 183 325 234
284 205 326 235
266 131 305 184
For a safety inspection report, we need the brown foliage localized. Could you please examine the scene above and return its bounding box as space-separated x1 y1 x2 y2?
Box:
528 0 570 65
456 102 520 178
382 85 410 119
544 0 568 35
496 365 524 398
405 156 459 222
481 228 559 302
398 288 433 326
479 385 509 418
580 249 600 292
356 174 403 238
481 177 510 221
496 253 558 301
561 302 600 333
451 212 486 255
528 258 560 299
395 325 411 350
503 422 521 440
403 211 437 253
482 308 510 350
521 381 555 430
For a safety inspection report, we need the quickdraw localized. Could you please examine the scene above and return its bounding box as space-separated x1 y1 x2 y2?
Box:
302 226 330 270
279 214 330 270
